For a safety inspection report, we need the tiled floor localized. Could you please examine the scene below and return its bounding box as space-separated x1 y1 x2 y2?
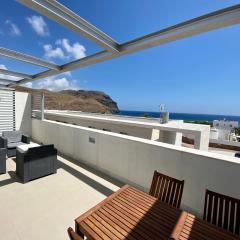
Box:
0 155 122 240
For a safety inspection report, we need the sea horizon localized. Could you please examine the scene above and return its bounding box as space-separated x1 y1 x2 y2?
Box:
119 110 240 123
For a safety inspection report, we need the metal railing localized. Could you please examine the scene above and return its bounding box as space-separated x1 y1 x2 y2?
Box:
31 92 44 120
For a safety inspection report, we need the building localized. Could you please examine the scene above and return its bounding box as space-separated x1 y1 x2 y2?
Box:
210 120 239 141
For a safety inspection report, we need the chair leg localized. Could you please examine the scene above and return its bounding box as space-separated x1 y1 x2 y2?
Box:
68 227 84 240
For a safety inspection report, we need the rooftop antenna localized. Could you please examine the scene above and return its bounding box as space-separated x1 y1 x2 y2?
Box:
159 104 169 124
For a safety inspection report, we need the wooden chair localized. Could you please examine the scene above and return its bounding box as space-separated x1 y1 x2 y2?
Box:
203 189 240 236
67 227 83 240
149 170 184 208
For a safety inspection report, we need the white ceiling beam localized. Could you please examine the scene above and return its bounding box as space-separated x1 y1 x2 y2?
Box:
0 47 60 70
17 0 120 53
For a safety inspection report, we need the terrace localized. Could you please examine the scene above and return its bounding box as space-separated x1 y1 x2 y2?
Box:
0 154 121 239
0 1 240 240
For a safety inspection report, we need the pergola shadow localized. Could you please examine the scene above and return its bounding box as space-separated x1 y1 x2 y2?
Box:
56 154 125 197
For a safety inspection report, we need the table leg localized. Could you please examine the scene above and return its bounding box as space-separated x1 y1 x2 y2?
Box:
75 222 85 238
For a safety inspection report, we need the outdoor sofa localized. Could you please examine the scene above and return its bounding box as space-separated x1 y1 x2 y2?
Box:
16 144 57 183
0 130 30 157
0 148 6 174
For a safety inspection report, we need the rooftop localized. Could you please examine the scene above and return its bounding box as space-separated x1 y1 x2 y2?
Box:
0 1 240 239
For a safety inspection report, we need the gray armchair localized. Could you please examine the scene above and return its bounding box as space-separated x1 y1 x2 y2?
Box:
0 131 30 157
16 144 57 183
0 148 6 174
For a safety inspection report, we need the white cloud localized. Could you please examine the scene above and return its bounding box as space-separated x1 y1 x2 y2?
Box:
29 72 77 91
35 76 77 91
23 82 33 88
43 38 86 60
43 44 65 59
63 71 72 77
58 38 86 59
0 64 21 81
27 15 49 36
5 20 21 36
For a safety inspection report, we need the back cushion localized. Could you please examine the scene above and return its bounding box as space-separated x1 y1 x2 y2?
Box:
3 131 22 143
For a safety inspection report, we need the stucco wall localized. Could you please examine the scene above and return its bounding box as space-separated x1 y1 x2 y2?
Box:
44 113 154 139
32 119 240 217
15 92 32 136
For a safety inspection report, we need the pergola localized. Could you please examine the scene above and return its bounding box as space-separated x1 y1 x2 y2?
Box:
0 0 240 88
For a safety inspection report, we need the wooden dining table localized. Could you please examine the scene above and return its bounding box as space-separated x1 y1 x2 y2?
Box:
75 185 239 240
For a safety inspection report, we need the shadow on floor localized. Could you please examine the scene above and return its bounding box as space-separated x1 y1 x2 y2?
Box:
57 154 125 197
0 154 125 197
0 170 21 187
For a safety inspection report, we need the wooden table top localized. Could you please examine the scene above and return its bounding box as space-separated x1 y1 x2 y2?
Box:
75 185 239 240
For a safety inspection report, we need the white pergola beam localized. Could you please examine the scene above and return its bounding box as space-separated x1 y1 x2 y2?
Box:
0 69 32 80
9 4 240 87
17 0 120 53
0 78 19 84
120 4 240 54
0 84 11 88
0 48 60 70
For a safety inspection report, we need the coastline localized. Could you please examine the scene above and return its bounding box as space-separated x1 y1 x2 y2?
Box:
118 110 240 123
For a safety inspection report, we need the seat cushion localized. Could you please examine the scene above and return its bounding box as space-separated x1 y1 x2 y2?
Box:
17 143 39 153
3 131 22 143
7 142 26 149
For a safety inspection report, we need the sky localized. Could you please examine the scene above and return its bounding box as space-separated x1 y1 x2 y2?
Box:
0 0 240 115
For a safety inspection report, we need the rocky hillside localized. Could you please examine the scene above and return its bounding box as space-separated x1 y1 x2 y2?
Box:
14 86 119 114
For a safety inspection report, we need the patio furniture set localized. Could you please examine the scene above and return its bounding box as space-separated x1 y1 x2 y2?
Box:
0 130 57 183
68 171 240 240
1 132 239 239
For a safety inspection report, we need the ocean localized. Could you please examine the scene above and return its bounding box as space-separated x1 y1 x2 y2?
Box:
119 110 240 123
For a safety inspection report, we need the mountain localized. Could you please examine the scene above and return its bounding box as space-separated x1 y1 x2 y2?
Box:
14 86 120 114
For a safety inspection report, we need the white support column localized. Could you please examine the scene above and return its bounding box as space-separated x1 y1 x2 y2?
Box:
41 93 44 120
159 130 182 146
194 131 210 151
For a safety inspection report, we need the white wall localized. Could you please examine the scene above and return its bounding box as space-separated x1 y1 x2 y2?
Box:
44 113 153 139
213 120 238 129
32 119 240 217
15 92 32 136
43 112 209 150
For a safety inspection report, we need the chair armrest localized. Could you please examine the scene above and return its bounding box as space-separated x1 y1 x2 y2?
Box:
0 148 7 157
22 135 30 144
0 137 7 148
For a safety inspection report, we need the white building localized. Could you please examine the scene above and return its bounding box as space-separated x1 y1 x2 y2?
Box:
213 119 239 130
211 120 239 141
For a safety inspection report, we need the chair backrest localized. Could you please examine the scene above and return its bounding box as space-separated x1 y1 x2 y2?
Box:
149 170 184 208
3 130 22 143
26 144 57 160
203 189 240 235
67 227 83 240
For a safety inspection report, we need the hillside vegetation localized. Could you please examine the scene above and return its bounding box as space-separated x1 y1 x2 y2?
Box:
14 86 119 114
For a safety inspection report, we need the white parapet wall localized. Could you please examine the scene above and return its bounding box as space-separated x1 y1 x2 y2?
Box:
15 91 32 136
43 111 210 150
32 119 240 217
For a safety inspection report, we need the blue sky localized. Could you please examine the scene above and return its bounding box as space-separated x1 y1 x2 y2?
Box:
0 0 240 115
